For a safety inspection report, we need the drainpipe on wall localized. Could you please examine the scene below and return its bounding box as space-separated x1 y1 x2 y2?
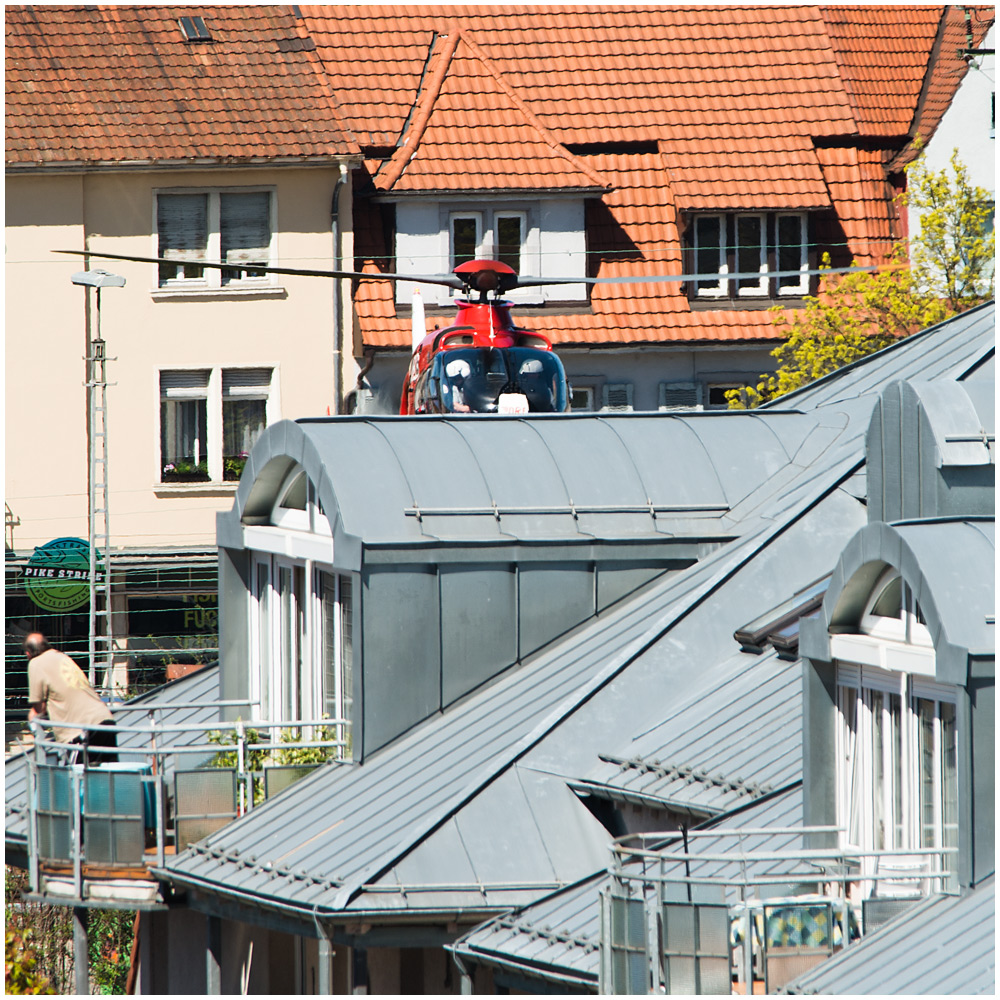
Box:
331 163 349 415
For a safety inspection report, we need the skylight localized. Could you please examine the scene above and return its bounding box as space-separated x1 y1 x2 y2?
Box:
179 16 211 43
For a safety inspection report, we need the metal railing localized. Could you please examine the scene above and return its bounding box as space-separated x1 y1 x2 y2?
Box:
599 827 957 995
22 712 350 903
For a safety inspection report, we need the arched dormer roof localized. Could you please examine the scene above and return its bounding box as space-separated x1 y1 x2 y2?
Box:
800 518 995 684
217 411 817 567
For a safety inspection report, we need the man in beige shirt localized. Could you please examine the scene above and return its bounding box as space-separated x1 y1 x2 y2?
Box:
26 632 117 763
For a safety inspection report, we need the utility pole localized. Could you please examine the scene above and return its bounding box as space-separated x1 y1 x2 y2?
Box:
72 269 124 687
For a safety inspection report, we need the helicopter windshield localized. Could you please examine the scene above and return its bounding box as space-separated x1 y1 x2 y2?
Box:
426 347 567 414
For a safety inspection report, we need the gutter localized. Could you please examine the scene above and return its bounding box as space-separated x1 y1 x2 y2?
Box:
331 163 349 414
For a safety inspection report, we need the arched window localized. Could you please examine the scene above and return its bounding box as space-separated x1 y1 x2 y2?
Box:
833 567 957 892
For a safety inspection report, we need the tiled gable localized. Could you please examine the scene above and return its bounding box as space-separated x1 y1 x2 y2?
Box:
375 31 608 194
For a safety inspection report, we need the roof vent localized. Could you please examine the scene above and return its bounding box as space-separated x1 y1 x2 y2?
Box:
179 16 212 43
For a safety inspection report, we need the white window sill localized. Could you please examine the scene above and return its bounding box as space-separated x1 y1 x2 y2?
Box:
154 481 240 496
151 285 287 301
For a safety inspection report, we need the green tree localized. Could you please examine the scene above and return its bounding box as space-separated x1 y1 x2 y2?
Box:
728 151 994 408
5 929 55 995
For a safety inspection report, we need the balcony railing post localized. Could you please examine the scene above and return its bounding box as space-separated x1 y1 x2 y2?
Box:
26 753 39 892
236 719 246 813
72 764 83 899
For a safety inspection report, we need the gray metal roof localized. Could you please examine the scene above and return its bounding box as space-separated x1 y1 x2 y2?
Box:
803 517 996 683
150 307 993 926
784 877 996 995
5 663 221 849
225 410 815 561
572 647 801 817
449 785 806 990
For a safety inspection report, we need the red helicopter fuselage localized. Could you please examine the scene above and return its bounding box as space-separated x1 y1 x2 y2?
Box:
399 263 569 416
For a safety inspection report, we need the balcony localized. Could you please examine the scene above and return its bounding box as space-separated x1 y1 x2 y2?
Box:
599 826 956 995
14 710 349 910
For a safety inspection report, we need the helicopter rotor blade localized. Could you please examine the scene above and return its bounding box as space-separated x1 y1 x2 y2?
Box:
54 249 465 290
514 263 879 288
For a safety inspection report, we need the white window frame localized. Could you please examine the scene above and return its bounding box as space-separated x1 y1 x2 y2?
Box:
690 211 810 300
693 213 727 298
157 365 279 485
835 664 958 888
492 210 529 274
153 186 277 292
449 211 484 270
735 213 767 297
776 213 809 296
570 385 596 412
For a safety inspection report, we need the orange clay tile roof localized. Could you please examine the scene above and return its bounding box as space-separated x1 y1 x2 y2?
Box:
314 5 983 349
373 31 609 194
5 5 358 167
8 5 986 349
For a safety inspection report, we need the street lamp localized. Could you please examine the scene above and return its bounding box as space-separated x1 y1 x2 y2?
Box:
72 269 125 686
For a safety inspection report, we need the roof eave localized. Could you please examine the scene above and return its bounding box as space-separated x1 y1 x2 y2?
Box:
5 154 364 175
370 185 611 202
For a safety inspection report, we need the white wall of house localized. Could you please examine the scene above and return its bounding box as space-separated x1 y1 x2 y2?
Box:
910 24 995 229
5 164 352 552
393 195 587 306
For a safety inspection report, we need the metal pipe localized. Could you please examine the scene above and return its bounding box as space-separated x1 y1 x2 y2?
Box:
331 164 348 415
73 907 90 995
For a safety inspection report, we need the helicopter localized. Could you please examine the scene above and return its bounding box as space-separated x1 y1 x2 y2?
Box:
57 249 579 416
57 249 878 416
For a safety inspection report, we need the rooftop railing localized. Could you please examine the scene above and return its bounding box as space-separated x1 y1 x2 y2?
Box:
20 712 349 907
599 827 957 995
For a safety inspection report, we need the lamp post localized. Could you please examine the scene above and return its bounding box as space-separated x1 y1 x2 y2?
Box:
71 269 124 687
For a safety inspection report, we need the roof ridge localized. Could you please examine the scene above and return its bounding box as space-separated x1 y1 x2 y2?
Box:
457 32 610 191
378 29 462 189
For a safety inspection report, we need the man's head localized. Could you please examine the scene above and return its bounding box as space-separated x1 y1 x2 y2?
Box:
24 633 50 659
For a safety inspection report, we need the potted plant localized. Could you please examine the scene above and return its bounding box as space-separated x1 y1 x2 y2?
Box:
161 458 210 483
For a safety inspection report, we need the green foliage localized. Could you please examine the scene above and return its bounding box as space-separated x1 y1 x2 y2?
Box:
907 149 995 312
728 150 994 408
5 929 55 995
207 723 343 805
5 868 69 995
87 909 134 995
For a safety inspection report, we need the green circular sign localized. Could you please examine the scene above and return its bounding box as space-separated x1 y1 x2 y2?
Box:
24 537 100 613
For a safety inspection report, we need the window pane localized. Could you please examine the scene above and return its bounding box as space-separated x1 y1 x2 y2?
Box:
496 215 522 273
160 399 208 479
221 192 271 282
321 573 337 721
872 690 886 850
777 215 805 289
940 701 959 887
452 216 479 267
257 563 270 719
917 698 936 848
695 215 724 293
871 576 903 618
736 215 765 293
157 193 207 282
340 575 353 732
889 693 903 848
223 398 266 474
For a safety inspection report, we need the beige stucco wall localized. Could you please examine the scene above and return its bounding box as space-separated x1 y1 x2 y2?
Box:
5 164 354 552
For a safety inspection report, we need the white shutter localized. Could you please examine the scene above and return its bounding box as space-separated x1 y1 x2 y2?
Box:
221 192 271 265
659 382 702 410
157 193 208 261
223 368 272 397
160 369 210 398
602 383 633 412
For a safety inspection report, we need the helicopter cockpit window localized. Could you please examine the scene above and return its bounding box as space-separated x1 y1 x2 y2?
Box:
424 347 567 414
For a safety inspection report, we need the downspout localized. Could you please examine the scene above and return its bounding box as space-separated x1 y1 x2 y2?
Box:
331 163 349 414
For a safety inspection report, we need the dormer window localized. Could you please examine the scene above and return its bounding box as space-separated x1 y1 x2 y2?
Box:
688 211 810 302
832 567 957 893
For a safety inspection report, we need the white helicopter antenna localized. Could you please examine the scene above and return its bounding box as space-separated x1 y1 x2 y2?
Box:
411 286 426 352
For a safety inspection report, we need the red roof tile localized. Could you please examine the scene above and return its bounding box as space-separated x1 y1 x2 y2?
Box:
5 5 357 166
375 31 608 194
